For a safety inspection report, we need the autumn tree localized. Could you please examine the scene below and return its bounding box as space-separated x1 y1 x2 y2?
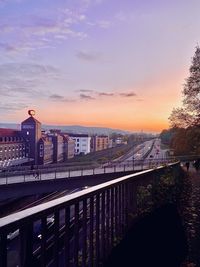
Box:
169 46 200 128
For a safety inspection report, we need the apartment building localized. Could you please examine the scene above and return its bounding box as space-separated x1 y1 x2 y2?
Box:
69 134 91 155
91 135 109 152
0 129 26 168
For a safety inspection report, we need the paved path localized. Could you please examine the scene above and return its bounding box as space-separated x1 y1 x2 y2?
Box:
181 167 200 267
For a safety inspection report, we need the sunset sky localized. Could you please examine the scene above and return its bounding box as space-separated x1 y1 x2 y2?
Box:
0 0 200 132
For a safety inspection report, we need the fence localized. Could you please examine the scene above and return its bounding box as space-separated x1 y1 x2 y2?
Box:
0 162 181 267
0 158 176 186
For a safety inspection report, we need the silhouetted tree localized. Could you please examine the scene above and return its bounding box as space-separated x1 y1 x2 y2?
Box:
169 46 200 128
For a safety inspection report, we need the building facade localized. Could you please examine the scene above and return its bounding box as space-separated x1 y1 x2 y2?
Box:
0 129 26 168
21 113 41 165
0 111 88 168
62 134 75 160
38 136 54 165
91 135 109 152
50 134 65 163
69 134 91 155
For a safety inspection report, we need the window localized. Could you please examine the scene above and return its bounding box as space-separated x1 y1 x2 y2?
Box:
77 143 79 147
40 144 43 149
77 138 79 142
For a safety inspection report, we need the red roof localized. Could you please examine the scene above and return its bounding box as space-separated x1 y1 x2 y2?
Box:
0 128 21 137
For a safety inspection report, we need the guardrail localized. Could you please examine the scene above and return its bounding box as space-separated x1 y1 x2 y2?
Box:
0 162 181 267
0 158 176 186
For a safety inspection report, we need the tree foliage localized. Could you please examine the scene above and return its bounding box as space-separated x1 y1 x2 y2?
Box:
169 46 200 128
160 128 177 145
160 126 200 155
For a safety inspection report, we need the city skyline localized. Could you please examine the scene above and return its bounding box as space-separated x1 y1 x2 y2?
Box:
0 0 200 132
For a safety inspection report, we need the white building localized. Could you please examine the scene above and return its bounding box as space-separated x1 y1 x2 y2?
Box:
69 134 91 155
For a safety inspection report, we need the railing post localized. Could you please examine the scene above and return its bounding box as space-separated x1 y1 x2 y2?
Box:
110 187 114 246
68 169 70 178
40 217 47 267
82 199 87 267
20 223 34 267
95 194 100 265
114 186 119 240
74 203 79 266
124 164 126 172
53 210 60 267
93 168 95 175
89 197 94 267
55 170 57 179
106 189 111 254
101 192 105 259
0 233 7 267
64 207 70 266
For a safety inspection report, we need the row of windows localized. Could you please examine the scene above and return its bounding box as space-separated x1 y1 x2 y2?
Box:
0 136 23 142
0 145 25 152
0 155 25 161
74 138 89 143
76 143 88 147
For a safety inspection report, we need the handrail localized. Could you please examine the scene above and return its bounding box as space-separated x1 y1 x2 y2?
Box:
0 162 178 229
0 162 181 267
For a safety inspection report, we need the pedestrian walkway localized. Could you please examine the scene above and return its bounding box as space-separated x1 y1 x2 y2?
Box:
180 167 200 267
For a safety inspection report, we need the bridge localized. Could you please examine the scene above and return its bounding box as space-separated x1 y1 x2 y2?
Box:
0 158 175 201
0 162 187 267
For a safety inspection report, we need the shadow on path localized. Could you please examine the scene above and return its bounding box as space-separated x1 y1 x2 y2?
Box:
105 203 188 267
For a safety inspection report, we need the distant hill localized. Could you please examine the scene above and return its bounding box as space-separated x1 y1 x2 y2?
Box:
43 125 130 135
0 123 130 135
0 123 21 130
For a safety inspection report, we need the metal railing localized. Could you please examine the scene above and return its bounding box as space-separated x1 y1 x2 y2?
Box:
0 158 176 186
0 162 181 267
